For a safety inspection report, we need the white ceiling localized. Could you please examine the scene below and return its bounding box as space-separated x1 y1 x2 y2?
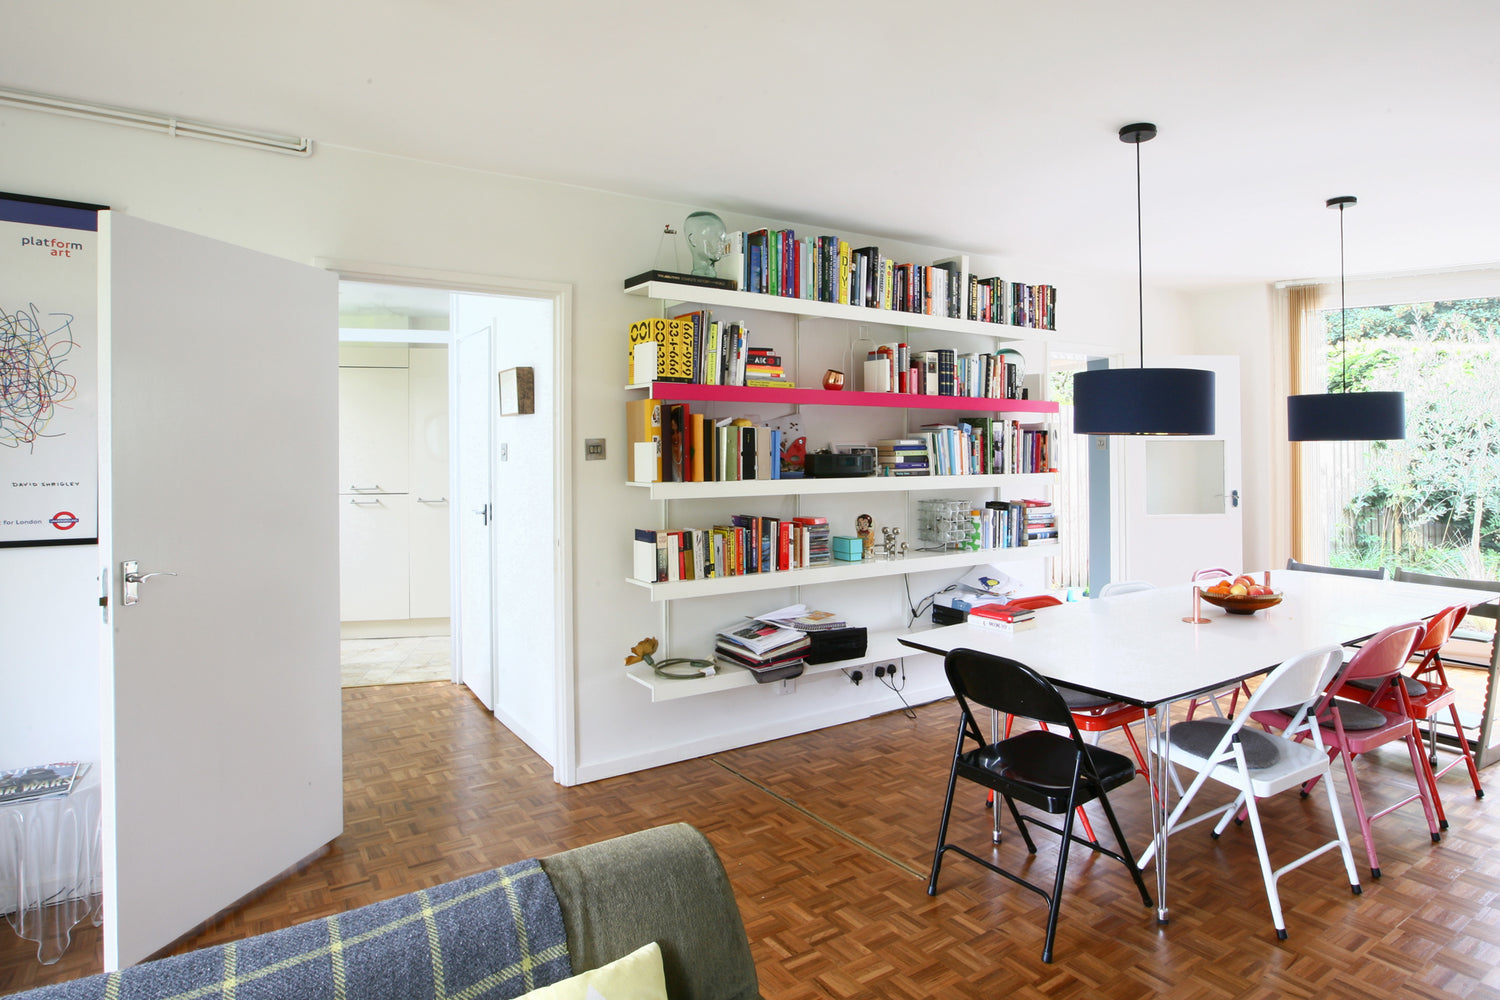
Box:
6 0 1499 288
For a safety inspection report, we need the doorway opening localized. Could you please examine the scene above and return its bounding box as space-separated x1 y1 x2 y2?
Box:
331 274 572 777
336 281 453 686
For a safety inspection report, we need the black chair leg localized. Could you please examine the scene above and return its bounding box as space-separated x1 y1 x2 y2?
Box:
1004 795 1037 853
1041 791 1078 963
928 764 961 895
1095 786 1153 907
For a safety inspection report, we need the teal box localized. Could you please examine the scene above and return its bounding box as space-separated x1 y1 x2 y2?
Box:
832 536 864 561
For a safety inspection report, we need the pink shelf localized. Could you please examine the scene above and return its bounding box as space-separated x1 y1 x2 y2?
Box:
636 382 1059 414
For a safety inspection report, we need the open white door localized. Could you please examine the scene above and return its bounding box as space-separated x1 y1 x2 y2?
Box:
453 318 496 710
1121 355 1243 583
100 213 341 968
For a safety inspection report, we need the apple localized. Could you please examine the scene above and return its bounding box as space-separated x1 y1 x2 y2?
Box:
1248 585 1270 596
1233 575 1256 589
1230 583 1249 596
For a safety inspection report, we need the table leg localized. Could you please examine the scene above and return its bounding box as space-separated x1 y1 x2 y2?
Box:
1146 704 1171 923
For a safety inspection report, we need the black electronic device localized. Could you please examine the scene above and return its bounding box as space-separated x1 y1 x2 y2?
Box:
805 452 875 478
932 605 967 626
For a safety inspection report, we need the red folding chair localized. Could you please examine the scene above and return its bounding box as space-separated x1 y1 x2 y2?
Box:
1340 604 1483 831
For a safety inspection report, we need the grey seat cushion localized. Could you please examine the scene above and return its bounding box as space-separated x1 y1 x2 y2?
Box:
1279 698 1388 730
1169 719 1281 769
1345 674 1430 697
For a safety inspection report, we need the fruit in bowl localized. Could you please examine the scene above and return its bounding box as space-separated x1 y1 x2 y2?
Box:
1199 575 1282 614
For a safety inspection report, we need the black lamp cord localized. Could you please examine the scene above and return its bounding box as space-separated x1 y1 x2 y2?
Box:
1135 136 1145 369
1338 201 1348 392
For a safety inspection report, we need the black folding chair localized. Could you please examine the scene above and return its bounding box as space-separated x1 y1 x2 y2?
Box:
928 648 1152 962
1286 557 1388 580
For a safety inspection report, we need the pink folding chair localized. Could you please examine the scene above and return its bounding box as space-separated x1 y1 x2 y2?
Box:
1253 621 1442 879
1339 604 1483 831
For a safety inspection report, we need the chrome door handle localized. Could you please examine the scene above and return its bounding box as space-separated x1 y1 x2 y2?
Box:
417 497 448 504
349 498 382 505
349 484 382 492
122 560 177 606
474 504 490 526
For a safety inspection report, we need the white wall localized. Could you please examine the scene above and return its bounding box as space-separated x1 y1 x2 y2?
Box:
1183 285 1275 569
0 110 1149 784
0 546 100 764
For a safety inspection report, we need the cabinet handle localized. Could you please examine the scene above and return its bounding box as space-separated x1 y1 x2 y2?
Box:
417 497 448 504
350 484 382 492
349 498 382 506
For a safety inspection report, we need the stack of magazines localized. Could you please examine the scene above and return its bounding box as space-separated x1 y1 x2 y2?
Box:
715 620 809 682
0 761 89 805
755 604 847 632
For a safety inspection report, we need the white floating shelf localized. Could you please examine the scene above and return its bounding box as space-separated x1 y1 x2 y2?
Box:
625 628 942 702
624 280 1057 342
628 472 1053 500
625 542 1059 601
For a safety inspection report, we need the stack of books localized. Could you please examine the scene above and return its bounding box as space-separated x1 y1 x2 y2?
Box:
876 439 930 476
1024 500 1057 543
715 621 809 682
967 602 1039 634
744 348 794 388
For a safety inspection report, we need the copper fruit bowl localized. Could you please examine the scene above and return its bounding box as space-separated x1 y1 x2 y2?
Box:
1198 588 1283 615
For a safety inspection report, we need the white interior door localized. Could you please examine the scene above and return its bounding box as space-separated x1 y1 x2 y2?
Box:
454 320 495 709
100 213 342 968
1121 355 1243 583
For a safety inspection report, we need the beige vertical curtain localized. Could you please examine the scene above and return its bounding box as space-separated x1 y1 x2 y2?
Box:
1286 284 1324 560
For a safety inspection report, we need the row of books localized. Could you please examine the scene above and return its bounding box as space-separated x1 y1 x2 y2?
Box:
722 232 1056 329
862 344 1024 398
626 399 786 483
627 315 793 389
876 419 1052 478
967 500 1051 550
633 516 832 583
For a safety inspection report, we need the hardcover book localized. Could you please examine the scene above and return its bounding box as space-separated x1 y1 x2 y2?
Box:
623 269 737 292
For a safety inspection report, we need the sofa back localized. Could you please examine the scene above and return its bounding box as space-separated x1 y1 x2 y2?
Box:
540 824 761 1000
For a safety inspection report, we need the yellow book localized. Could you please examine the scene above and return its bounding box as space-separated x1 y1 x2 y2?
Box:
628 318 696 384
624 398 662 481
837 241 852 305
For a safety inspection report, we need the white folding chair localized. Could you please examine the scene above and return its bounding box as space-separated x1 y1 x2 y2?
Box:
1098 580 1156 598
1141 644 1362 940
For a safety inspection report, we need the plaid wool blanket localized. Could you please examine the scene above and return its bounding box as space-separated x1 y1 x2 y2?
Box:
17 858 572 1000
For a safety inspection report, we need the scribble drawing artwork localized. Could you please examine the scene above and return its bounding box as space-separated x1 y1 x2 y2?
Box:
1 303 79 452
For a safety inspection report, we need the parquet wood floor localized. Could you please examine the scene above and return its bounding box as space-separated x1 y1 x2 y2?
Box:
3 680 1498 999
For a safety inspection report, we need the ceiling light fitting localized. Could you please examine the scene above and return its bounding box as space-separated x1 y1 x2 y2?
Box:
1073 123 1215 436
0 87 313 157
1286 196 1405 441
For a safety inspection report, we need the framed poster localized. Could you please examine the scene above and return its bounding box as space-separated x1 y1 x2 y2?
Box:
0 193 105 546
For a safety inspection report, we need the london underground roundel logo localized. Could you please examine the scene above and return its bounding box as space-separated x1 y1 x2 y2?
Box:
50 511 79 530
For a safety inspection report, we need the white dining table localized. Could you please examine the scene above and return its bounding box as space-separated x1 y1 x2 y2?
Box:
897 568 1499 922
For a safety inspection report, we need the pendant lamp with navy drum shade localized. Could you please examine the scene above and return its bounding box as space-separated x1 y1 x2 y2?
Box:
1286 196 1405 441
1073 123 1216 436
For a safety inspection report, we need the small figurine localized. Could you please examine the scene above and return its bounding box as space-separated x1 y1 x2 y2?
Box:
881 526 907 560
856 513 874 559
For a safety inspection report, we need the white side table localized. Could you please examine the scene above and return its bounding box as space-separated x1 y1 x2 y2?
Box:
0 768 103 964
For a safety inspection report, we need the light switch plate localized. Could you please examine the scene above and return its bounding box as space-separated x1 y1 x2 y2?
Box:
585 438 606 460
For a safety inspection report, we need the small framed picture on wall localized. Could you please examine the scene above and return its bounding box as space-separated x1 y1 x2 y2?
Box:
498 367 535 415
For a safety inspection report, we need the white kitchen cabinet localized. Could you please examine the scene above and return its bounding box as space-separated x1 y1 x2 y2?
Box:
338 365 410 495
338 345 450 623
339 492 412 620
